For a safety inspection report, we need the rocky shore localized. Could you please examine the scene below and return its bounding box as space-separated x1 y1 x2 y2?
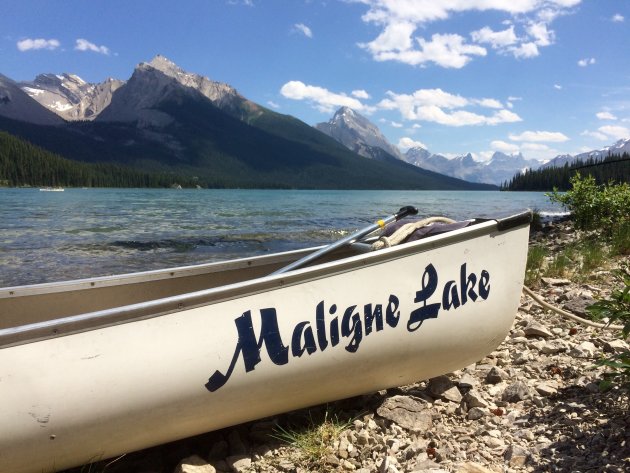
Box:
66 219 629 473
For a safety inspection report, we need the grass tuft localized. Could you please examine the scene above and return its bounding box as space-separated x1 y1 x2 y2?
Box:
525 245 547 286
272 409 353 469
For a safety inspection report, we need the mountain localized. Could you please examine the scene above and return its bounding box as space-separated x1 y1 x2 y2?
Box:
315 107 403 160
0 74 65 126
404 147 543 186
315 107 541 186
19 74 124 121
542 138 630 168
0 57 494 190
96 55 258 125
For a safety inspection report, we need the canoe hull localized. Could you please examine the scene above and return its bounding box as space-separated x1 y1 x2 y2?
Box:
0 219 529 473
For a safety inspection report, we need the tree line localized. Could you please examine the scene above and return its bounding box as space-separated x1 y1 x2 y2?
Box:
0 131 201 188
501 153 630 191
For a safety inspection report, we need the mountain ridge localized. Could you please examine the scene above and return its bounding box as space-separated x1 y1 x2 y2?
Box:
315 106 628 186
0 56 495 190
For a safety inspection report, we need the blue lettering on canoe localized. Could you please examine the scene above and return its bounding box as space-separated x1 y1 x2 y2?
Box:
205 262 489 392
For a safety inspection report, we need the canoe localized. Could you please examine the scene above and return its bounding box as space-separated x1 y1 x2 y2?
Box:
0 211 531 473
38 187 65 192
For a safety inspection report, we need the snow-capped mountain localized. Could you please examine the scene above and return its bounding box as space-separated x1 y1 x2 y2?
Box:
0 74 65 125
96 55 260 125
542 138 630 168
316 107 542 185
19 74 124 121
315 107 403 160
405 148 541 185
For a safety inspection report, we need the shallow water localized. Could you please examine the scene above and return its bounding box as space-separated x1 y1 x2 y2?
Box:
0 188 564 286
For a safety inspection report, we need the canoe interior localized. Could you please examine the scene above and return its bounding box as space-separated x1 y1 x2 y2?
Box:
0 245 360 330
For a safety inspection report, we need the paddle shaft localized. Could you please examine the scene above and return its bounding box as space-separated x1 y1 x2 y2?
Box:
271 206 418 275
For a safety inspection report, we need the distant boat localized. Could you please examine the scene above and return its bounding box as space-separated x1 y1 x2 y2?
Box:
0 210 531 473
39 187 64 192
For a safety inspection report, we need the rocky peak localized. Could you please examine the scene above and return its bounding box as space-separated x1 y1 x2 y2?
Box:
459 153 476 165
146 55 180 75
20 72 123 121
405 146 431 162
97 56 259 125
0 73 65 125
315 106 403 160
331 106 356 123
137 55 240 105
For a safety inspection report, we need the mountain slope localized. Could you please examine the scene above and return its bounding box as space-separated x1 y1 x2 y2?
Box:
315 107 403 160
0 74 65 126
97 55 259 125
405 147 541 186
542 138 630 168
152 92 496 189
19 74 124 121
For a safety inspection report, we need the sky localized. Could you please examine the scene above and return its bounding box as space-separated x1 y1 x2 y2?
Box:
1 0 629 162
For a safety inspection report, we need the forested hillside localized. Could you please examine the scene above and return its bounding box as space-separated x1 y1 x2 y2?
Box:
0 131 198 188
502 154 630 191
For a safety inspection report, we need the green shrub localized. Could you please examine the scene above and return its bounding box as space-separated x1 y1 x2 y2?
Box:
587 264 630 389
611 220 630 256
544 251 573 278
530 208 543 231
580 239 606 273
548 173 630 234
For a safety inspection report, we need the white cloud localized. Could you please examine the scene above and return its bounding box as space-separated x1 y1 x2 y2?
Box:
398 137 427 151
521 142 551 151
509 130 569 142
598 125 630 140
75 38 110 55
293 23 313 38
596 111 617 120
17 38 60 51
354 0 580 66
378 88 520 126
581 129 608 141
267 101 280 109
352 89 370 99
527 21 554 46
474 98 503 109
361 31 486 68
491 140 520 154
509 42 539 58
391 121 403 128
280 80 373 114
612 14 624 22
471 26 517 48
475 151 495 162
554 84 562 90
577 57 596 67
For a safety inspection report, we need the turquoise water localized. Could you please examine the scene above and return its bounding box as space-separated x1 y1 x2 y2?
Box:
0 188 564 286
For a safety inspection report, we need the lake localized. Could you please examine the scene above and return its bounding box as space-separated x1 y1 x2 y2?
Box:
0 188 565 287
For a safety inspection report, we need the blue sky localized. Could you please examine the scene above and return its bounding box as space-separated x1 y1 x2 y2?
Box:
1 0 629 162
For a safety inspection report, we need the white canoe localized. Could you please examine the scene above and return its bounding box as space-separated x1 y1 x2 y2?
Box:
0 212 530 473
38 187 65 192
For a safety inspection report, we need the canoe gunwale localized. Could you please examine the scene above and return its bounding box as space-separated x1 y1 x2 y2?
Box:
0 246 321 298
0 211 531 349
